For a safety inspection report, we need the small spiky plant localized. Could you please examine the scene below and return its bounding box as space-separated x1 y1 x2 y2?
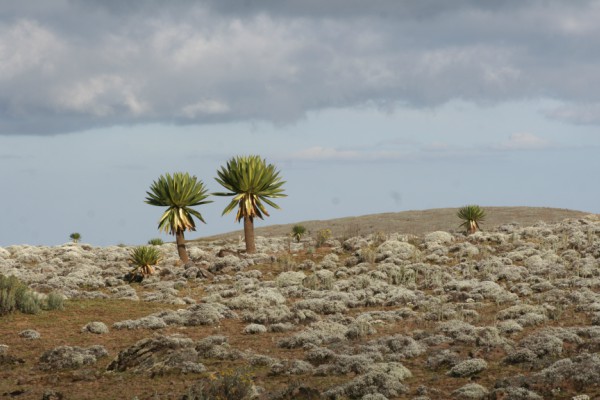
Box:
129 246 162 277
69 232 81 243
457 205 486 234
147 238 164 246
291 225 307 242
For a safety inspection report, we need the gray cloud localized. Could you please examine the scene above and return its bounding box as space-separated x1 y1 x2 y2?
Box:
2 1 600 135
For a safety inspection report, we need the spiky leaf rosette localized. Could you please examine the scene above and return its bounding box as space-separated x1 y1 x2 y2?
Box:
292 225 306 242
457 205 486 234
129 246 162 276
214 155 286 222
145 172 212 235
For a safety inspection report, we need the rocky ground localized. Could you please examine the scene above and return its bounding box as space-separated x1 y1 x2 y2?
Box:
1 212 600 399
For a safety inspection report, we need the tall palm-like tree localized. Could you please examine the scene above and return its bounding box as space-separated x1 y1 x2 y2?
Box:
214 155 286 253
145 172 212 262
457 205 486 235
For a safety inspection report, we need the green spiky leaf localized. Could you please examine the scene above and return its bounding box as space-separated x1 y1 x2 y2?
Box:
214 155 286 223
145 172 212 235
457 205 486 234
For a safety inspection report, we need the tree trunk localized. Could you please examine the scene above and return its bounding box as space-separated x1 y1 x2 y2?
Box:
175 230 189 263
244 215 256 253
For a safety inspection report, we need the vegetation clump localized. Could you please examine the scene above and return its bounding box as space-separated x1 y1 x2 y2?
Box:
0 274 63 315
147 238 164 246
69 232 81 243
183 368 254 400
129 246 162 278
457 205 486 234
316 228 332 247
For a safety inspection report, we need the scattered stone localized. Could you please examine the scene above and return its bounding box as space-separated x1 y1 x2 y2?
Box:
81 321 109 334
107 334 206 375
19 329 40 340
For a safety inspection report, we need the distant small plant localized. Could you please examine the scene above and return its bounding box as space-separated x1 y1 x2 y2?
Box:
69 232 81 243
291 225 307 242
147 238 164 246
129 246 162 277
315 228 332 247
183 368 254 400
457 205 486 235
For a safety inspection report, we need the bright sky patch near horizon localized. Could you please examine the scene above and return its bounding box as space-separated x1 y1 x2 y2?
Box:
1 1 599 246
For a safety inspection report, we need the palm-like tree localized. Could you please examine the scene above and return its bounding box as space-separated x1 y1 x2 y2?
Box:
291 225 307 243
214 155 286 253
145 172 212 262
457 205 486 235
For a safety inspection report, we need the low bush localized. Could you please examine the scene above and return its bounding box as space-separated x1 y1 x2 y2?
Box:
46 292 64 311
147 238 164 246
316 229 332 247
182 368 254 400
1 275 65 315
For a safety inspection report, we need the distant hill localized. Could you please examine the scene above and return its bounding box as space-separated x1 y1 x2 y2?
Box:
194 206 591 242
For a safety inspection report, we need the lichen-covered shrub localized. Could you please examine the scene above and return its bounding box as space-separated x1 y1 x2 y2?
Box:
40 345 107 370
182 368 254 400
278 321 348 349
447 358 487 377
243 324 267 334
323 362 411 399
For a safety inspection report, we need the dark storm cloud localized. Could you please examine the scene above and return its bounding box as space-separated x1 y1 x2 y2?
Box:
1 1 600 135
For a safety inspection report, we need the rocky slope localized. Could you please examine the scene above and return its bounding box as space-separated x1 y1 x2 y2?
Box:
1 213 600 399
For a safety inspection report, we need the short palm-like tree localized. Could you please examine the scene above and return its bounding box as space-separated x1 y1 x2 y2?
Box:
69 232 81 243
457 205 486 235
129 246 162 278
291 225 307 242
214 155 286 253
145 172 212 262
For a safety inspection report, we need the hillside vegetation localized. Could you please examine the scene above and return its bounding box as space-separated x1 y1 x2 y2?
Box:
0 207 599 399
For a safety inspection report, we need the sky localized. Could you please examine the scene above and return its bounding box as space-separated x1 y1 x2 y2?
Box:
1 1 600 246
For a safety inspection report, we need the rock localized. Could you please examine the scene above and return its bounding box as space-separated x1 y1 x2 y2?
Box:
19 329 40 340
81 321 109 334
113 315 167 330
41 390 65 400
107 334 206 375
39 345 108 370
